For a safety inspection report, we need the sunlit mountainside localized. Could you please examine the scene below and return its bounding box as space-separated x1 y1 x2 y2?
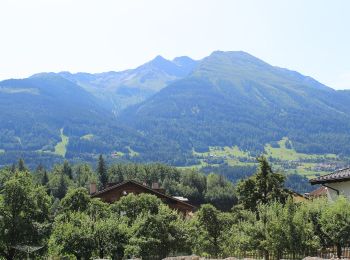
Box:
1 51 350 182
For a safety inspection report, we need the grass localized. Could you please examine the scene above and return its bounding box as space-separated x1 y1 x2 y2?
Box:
193 145 250 158
112 147 140 158
127 146 139 157
190 137 341 178
192 145 256 169
264 137 337 161
111 151 125 157
54 128 69 157
80 134 94 140
0 149 4 154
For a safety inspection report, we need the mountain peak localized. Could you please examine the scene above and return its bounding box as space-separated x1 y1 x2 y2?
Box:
149 55 169 65
173 56 195 63
208 50 269 66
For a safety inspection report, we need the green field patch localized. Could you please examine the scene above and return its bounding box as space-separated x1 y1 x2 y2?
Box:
226 159 257 167
192 146 256 168
189 138 340 178
54 128 69 157
193 145 251 158
127 147 139 157
80 134 94 140
264 137 337 161
0 149 5 154
111 151 125 158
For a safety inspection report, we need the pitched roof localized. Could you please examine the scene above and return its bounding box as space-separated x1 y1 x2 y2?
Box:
91 179 195 209
310 167 350 185
307 186 327 197
285 189 309 200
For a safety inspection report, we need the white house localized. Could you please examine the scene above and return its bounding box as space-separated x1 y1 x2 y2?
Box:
310 168 350 201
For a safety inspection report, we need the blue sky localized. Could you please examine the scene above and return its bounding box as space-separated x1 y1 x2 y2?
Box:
0 0 349 89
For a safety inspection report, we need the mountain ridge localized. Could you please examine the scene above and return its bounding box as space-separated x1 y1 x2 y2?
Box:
119 51 350 158
1 50 350 169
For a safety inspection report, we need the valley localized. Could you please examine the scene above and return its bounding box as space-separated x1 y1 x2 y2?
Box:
190 137 347 179
1 51 350 185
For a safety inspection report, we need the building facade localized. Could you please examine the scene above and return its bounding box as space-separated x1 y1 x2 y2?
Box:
310 168 350 201
90 180 195 215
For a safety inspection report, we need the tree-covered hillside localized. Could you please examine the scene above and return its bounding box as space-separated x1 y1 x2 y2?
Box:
2 51 350 172
120 51 350 158
0 74 146 167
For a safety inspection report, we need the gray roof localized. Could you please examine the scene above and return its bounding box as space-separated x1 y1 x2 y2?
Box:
310 167 350 185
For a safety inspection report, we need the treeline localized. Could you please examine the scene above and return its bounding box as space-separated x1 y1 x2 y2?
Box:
1 157 349 259
201 164 313 193
0 157 350 259
4 157 238 211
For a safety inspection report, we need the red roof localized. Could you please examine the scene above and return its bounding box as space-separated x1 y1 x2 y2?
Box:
307 186 327 198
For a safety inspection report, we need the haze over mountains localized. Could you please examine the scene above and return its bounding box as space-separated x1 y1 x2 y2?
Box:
1 51 350 168
56 55 198 113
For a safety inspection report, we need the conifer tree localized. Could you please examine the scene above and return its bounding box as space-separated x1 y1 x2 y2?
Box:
97 154 108 189
36 163 44 173
10 163 16 173
18 158 27 172
57 174 68 200
237 156 288 212
63 160 73 179
41 170 49 186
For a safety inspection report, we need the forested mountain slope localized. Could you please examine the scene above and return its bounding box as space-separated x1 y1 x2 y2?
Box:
1 51 350 170
120 51 350 157
0 74 144 166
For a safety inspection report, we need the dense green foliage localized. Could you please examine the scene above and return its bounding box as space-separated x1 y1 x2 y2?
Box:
237 156 288 212
0 171 51 259
5 158 238 211
97 154 108 189
0 158 350 259
202 164 314 193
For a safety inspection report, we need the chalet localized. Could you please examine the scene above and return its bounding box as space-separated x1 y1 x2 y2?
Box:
90 180 195 216
310 167 350 201
306 186 327 199
286 189 309 203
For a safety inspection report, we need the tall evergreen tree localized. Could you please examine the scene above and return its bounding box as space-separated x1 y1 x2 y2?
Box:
63 160 73 179
57 174 68 200
17 158 27 172
10 163 16 173
36 163 44 173
41 170 49 186
97 155 108 189
237 156 288 212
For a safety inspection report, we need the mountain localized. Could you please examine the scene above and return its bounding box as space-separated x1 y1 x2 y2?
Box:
119 51 350 158
2 50 350 169
0 74 143 167
58 55 198 113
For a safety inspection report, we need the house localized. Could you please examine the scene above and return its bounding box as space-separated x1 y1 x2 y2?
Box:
305 186 327 199
310 167 350 201
90 180 195 216
286 189 309 203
